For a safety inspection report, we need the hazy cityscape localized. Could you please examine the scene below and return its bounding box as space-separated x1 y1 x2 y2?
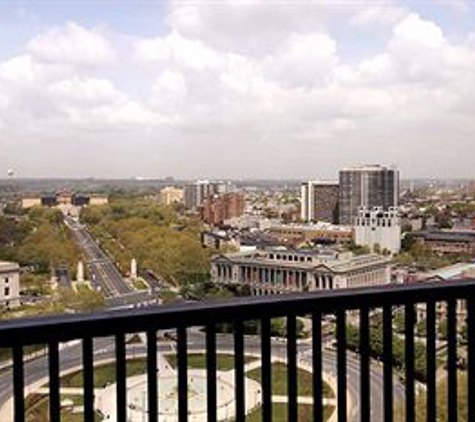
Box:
1 1 475 422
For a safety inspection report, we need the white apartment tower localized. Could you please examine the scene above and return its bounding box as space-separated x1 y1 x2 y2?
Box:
354 206 401 255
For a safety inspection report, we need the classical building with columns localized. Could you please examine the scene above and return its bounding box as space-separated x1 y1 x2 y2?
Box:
0 261 20 308
211 248 391 295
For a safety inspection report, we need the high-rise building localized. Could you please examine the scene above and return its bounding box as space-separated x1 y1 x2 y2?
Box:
301 181 339 223
339 165 399 225
354 206 401 255
184 180 227 210
200 193 245 225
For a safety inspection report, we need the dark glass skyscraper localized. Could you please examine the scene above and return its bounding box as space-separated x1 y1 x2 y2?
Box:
339 165 399 225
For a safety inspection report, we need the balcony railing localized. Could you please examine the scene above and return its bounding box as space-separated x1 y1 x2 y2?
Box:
0 279 475 422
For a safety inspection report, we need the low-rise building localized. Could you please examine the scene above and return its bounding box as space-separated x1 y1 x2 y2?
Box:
201 231 239 250
415 264 475 324
0 261 20 308
267 222 353 246
354 206 401 255
412 230 475 255
159 187 184 205
21 197 42 208
89 196 109 206
211 248 391 295
21 192 108 209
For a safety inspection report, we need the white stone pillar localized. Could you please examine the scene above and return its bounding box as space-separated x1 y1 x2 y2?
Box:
77 261 84 282
131 258 138 279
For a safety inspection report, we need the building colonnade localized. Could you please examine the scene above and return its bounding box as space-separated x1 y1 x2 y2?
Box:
214 263 335 291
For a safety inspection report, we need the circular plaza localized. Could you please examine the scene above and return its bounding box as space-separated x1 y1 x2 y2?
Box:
96 369 261 421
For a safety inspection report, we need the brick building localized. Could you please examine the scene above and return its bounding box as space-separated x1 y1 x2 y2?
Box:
200 193 245 226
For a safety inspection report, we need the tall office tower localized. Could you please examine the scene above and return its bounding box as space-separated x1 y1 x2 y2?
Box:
339 165 399 225
301 181 340 223
184 180 227 210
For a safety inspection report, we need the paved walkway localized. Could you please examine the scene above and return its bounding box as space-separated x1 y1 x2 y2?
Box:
272 395 337 406
3 348 339 422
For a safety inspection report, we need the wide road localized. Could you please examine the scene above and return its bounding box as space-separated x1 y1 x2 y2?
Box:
65 218 131 297
0 330 404 422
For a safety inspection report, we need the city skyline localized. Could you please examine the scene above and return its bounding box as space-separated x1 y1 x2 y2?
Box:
1 1 475 178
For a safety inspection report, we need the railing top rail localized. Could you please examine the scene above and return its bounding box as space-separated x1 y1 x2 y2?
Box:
1 279 475 346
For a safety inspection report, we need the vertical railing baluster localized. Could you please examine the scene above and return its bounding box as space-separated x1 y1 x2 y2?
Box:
383 305 393 422
206 323 217 422
261 317 272 422
116 333 127 422
312 311 323 422
360 307 370 422
426 301 436 422
405 304 415 422
468 297 475 421
13 345 25 422
234 320 245 421
178 326 188 422
147 330 158 422
83 337 94 422
336 310 347 422
447 299 457 422
48 341 60 422
287 314 298 422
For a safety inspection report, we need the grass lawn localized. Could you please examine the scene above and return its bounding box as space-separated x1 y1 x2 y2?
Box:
132 278 149 290
246 404 334 422
247 363 335 398
25 394 102 422
75 283 91 292
165 353 257 371
60 358 148 388
0 344 46 363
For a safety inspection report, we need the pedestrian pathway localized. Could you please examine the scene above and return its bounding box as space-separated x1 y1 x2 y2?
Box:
272 395 337 406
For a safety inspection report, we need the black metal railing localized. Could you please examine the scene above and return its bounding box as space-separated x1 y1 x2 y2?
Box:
1 279 475 421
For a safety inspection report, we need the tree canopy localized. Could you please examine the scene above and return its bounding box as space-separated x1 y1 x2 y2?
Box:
80 201 211 286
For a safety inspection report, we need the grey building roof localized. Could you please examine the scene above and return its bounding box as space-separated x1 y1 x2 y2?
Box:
413 230 475 243
213 249 390 274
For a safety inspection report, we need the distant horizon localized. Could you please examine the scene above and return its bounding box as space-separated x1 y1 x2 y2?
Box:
1 176 475 183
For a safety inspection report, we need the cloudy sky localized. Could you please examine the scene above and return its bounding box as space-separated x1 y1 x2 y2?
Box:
0 0 474 179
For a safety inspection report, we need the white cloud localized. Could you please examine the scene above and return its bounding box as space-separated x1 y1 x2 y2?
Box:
435 0 471 13
264 32 338 88
0 55 36 84
392 13 445 48
349 2 408 27
1 5 475 178
135 31 220 71
27 22 115 66
47 77 124 106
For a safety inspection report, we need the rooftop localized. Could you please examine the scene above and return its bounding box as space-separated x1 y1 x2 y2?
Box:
215 248 389 273
0 261 19 271
424 262 475 280
413 230 475 242
268 222 352 232
341 164 396 172
302 180 339 186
